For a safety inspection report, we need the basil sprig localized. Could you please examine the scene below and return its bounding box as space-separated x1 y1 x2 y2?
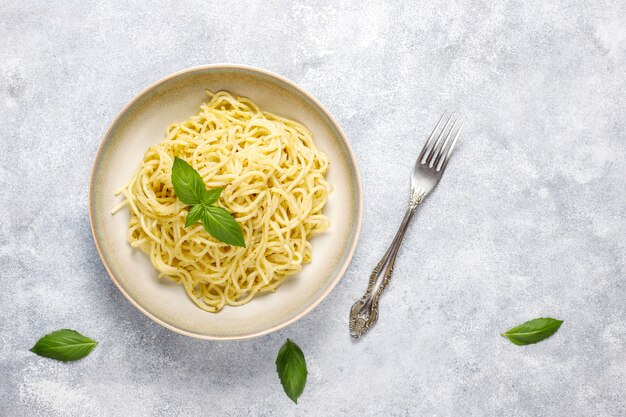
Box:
171 157 245 247
501 317 563 346
276 339 308 404
30 329 98 362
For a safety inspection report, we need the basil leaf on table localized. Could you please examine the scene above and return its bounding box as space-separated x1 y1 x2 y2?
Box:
171 157 206 205
276 339 308 404
201 206 246 247
501 318 563 346
30 329 98 362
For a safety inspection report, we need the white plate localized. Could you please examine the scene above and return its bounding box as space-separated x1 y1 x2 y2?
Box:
89 65 362 340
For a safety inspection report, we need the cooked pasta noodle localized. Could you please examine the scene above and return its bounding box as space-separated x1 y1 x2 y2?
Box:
113 91 331 312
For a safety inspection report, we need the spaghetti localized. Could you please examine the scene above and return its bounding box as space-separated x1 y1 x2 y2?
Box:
113 91 331 312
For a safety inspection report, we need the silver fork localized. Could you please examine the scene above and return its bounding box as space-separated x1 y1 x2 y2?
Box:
349 113 464 339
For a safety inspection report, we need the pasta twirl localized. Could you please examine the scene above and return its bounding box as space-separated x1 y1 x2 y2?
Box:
113 91 331 312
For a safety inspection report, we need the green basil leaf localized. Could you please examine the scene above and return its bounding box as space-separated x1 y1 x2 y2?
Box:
172 158 243 248
276 339 307 404
171 157 206 205
202 187 223 206
201 206 246 247
501 318 563 346
185 204 204 228
30 329 98 362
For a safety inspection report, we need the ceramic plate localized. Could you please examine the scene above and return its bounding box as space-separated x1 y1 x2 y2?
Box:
89 64 362 340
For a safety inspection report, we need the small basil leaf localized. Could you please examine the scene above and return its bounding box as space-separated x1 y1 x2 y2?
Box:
202 187 223 206
501 318 563 346
185 204 204 228
276 339 307 404
171 157 206 205
30 329 98 362
201 206 246 247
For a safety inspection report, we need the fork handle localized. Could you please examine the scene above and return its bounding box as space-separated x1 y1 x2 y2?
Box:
349 189 424 339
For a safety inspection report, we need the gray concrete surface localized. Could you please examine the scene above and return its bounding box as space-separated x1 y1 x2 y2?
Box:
1 1 625 416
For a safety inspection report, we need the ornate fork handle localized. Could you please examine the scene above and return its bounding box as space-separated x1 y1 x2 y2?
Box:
349 189 424 339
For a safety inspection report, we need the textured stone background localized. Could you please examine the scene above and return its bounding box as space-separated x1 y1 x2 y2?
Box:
1 1 625 416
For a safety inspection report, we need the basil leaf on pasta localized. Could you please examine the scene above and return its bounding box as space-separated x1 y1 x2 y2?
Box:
201 206 246 247
202 187 223 205
171 158 244 247
171 157 206 205
276 339 307 404
30 329 98 362
185 204 204 228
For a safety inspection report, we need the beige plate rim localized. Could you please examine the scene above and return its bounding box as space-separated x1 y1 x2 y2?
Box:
88 64 363 340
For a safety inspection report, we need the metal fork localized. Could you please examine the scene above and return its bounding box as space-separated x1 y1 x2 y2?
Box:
349 113 464 339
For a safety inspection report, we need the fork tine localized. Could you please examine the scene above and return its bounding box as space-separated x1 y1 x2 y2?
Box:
418 113 447 163
437 119 464 172
433 116 461 169
426 114 455 166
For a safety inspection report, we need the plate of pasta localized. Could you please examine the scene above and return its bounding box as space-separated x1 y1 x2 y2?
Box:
89 65 362 340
